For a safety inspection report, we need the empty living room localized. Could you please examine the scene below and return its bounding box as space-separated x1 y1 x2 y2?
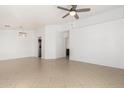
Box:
0 0 124 92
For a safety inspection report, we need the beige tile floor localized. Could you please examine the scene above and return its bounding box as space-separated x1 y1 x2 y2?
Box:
0 57 124 88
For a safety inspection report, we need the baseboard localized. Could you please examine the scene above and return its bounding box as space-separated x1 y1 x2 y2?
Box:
70 58 124 70
0 56 37 61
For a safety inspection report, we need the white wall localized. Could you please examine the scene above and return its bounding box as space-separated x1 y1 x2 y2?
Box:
56 31 66 58
64 31 69 49
65 38 69 49
44 26 57 59
0 30 37 60
44 25 66 59
70 19 124 69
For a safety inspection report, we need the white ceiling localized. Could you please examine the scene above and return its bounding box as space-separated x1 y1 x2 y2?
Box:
0 5 122 30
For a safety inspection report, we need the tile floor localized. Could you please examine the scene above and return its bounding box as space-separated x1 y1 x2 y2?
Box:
0 57 124 88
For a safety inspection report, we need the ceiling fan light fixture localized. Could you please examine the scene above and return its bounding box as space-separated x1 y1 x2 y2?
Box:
57 5 91 19
69 11 76 16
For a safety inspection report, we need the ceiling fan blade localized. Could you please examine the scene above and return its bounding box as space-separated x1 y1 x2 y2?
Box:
76 8 91 12
57 6 70 11
72 5 77 10
74 14 79 19
62 13 70 18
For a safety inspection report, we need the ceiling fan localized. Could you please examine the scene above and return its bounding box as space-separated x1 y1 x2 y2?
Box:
57 5 91 19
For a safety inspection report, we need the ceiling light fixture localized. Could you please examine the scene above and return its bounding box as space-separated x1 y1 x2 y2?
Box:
57 5 91 19
69 11 76 16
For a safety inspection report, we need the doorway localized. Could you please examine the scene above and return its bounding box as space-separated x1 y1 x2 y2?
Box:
66 48 69 59
64 31 69 59
38 37 42 58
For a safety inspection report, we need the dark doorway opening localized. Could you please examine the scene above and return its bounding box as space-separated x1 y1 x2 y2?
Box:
66 49 69 59
38 37 42 58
